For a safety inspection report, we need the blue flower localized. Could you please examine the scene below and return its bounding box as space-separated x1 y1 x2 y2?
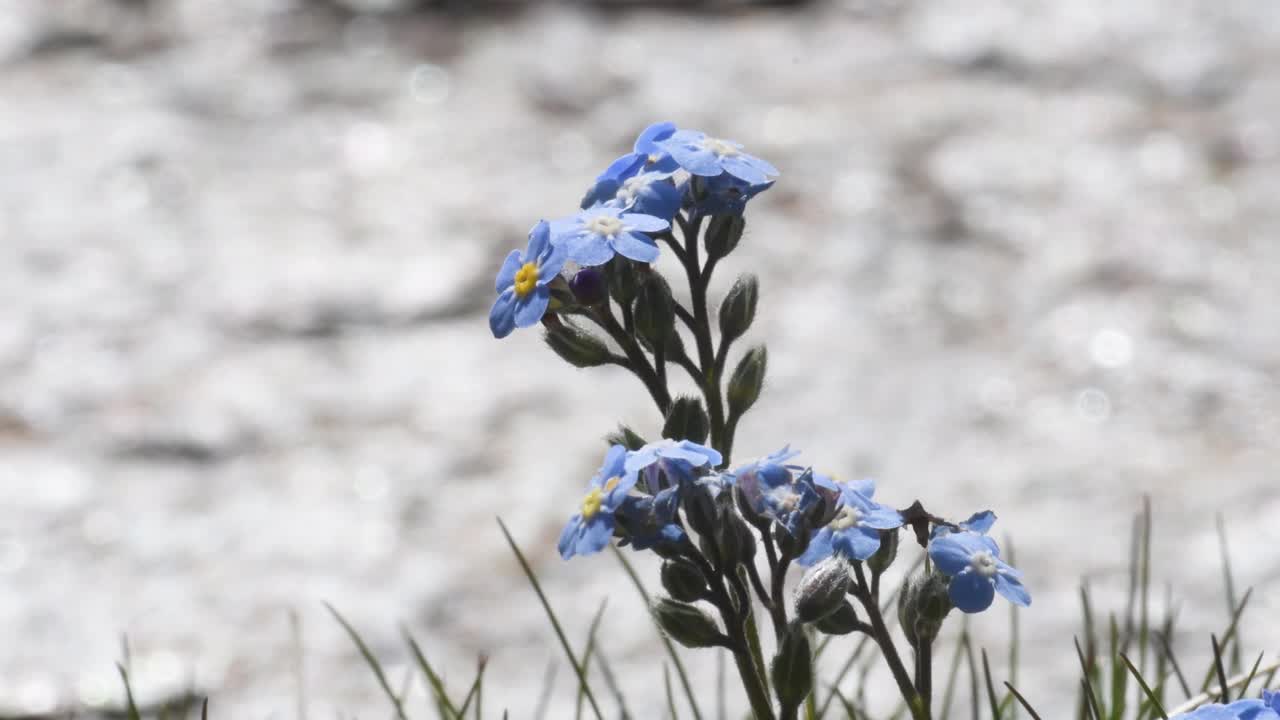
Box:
1265 690 1280 713
732 448 838 538
550 206 669 266
660 129 779 185
1172 700 1279 720
796 479 904 565
625 439 723 491
686 172 774 216
601 122 681 180
928 530 1030 613
558 445 639 560
932 510 997 540
617 486 685 551
489 220 567 339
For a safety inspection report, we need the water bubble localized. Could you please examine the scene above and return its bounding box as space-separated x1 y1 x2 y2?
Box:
1076 387 1112 423
1090 328 1133 369
409 64 451 105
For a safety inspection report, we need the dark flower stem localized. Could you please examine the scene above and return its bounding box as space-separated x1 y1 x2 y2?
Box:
851 563 927 720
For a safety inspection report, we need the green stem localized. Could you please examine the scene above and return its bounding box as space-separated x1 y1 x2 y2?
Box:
593 307 671 415
852 564 926 720
734 649 777 720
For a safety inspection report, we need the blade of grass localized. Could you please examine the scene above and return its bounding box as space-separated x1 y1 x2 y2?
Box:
1211 635 1231 704
1074 637 1103 720
534 660 558 720
612 545 703 720
1110 615 1128 720
1216 514 1241 674
456 656 489 718
1139 498 1152 675
829 685 862 720
664 663 680 720
576 601 609 720
324 603 408 720
593 642 632 719
1154 630 1190 699
981 649 1002 720
290 610 308 720
1119 653 1167 719
1167 659 1280 716
1002 682 1043 720
1007 538 1020 720
115 663 142 720
1197 589 1253 693
499 518 604 720
404 628 462 720
965 629 980 720
938 622 969 720
1236 652 1265 701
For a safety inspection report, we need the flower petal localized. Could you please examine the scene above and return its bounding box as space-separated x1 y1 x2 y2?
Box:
949 570 996 613
620 212 670 233
488 290 518 338
526 220 551 259
994 573 1031 607
834 526 882 561
574 516 615 556
558 516 583 559
635 122 677 154
927 534 972 577
861 506 905 531
796 528 835 566
720 155 771 185
667 145 721 176
610 232 660 264
740 153 779 177
513 287 550 328
568 235 616 267
495 250 523 292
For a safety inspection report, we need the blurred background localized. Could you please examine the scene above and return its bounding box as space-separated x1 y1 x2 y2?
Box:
1 0 1279 717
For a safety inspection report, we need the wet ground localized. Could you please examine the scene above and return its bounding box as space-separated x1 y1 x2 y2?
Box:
1 0 1279 717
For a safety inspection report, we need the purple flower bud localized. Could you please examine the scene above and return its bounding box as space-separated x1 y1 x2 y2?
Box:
570 268 608 305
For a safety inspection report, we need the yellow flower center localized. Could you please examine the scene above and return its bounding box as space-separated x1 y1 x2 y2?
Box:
513 262 539 298
581 476 622 519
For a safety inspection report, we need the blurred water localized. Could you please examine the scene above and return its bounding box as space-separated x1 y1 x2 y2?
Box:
1 0 1279 717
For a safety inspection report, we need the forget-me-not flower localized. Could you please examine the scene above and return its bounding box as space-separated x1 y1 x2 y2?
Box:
598 122 681 181
732 448 838 538
796 479 904 565
932 510 997 540
558 445 638 560
551 206 669 266
489 220 566 339
660 129 779 185
928 530 1030 613
687 172 774 216
626 439 723 491
617 486 685 551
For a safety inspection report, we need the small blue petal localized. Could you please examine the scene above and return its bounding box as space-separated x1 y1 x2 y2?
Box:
994 573 1031 607
568 235 616 266
949 570 996 613
558 516 583 559
796 528 835 566
635 122 677 154
620 212 670 233
495 250 523 293
832 526 882 561
574 516 615 557
928 535 972 577
489 290 518 338
720 155 771 185
611 232 660 263
526 220 551 259
513 288 550 328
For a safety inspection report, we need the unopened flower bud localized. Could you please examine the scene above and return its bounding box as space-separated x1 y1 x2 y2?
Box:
715 502 756 568
867 528 899 575
705 214 745 260
651 598 722 649
727 346 767 418
771 623 814 711
898 572 953 648
814 601 860 635
634 275 675 349
604 424 647 453
718 274 759 344
544 323 611 368
569 268 608 306
660 559 708 603
794 557 851 623
609 259 643 306
662 396 710 446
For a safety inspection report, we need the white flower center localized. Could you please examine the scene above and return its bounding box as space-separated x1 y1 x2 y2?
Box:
969 551 998 578
828 505 862 531
586 215 624 237
768 486 799 511
701 137 739 157
616 174 653 204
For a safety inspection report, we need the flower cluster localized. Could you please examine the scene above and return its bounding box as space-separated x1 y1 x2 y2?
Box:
489 122 778 339
489 124 1033 720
